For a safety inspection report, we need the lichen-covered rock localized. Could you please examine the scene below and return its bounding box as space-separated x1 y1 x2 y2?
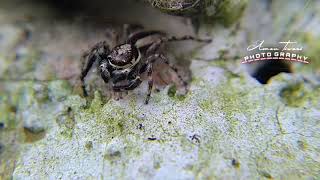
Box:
0 0 320 179
9 60 320 179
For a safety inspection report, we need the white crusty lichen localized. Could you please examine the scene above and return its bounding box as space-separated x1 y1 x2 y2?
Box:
11 59 320 179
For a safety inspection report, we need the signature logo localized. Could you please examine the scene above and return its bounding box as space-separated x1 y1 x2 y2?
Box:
242 40 309 64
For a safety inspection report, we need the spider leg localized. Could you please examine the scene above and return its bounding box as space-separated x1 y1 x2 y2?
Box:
112 91 121 101
125 77 143 90
112 76 142 91
166 35 211 43
100 70 110 84
145 62 153 104
157 54 188 88
142 54 165 104
142 54 188 104
127 30 165 44
122 24 144 41
145 39 162 56
80 54 97 96
80 41 109 96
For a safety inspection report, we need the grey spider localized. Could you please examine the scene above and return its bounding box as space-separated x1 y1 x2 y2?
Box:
80 25 211 104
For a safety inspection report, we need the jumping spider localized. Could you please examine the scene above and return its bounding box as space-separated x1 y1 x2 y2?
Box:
80 25 211 104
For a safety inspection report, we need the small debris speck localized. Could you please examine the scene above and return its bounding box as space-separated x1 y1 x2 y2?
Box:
231 159 240 168
85 141 93 150
137 123 144 130
190 134 200 144
259 170 273 179
148 137 157 141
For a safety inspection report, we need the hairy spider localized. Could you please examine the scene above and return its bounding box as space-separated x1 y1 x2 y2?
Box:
80 25 211 104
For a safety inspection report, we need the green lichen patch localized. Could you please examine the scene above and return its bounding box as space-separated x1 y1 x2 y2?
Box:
279 81 320 108
167 85 177 97
85 141 93 151
48 80 72 101
292 33 320 75
23 128 46 143
0 130 21 180
56 111 75 139
89 91 104 112
3 48 42 80
0 101 16 129
203 0 248 26
297 140 308 151
0 79 77 179
198 71 254 125
280 83 306 107
167 85 187 101
258 170 273 179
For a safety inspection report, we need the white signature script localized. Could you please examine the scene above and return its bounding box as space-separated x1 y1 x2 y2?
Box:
247 40 303 51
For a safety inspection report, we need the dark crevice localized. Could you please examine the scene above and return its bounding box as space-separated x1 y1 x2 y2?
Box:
32 0 87 16
251 61 292 84
0 143 4 154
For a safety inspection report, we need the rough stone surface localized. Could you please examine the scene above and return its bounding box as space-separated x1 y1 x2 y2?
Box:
0 0 319 179
11 61 320 179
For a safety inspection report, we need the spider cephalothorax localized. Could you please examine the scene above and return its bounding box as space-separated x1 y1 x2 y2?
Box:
80 25 211 104
107 44 140 68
